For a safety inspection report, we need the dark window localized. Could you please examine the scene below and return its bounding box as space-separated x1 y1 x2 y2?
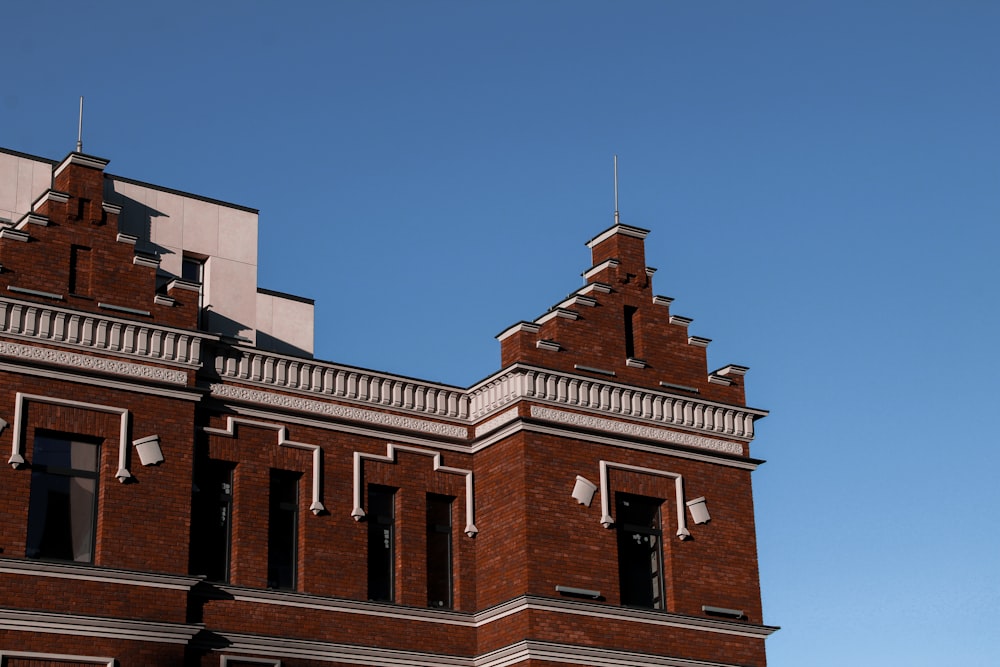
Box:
367 485 395 602
190 460 234 582
267 470 299 590
26 432 100 563
181 256 204 284
69 245 92 296
616 493 665 609
426 494 453 608
624 305 638 358
182 255 206 327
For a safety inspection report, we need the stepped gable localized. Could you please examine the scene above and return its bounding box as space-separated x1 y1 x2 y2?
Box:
0 152 198 329
498 222 749 404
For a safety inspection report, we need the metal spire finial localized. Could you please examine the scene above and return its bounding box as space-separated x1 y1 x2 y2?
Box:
76 96 84 153
613 155 620 225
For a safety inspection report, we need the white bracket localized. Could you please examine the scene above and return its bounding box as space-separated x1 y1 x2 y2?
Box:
352 443 477 537
204 417 325 514
598 459 691 540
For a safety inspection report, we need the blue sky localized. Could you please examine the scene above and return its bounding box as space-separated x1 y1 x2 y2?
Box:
3 2 999 664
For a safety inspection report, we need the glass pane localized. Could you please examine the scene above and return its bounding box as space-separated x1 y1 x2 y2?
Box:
267 470 299 590
34 435 98 472
616 493 665 609
426 495 453 608
27 466 97 562
367 486 395 602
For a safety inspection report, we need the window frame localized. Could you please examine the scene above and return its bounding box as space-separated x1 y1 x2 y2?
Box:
25 431 101 565
615 492 666 610
366 485 396 602
267 469 300 590
191 459 235 582
426 493 454 609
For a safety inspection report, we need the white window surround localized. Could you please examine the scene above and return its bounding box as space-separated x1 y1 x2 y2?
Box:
598 460 691 540
0 650 114 666
204 416 325 514
352 443 477 537
220 657 282 667
7 392 134 482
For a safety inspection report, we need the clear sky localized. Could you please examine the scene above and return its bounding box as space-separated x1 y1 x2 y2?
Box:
3 2 999 665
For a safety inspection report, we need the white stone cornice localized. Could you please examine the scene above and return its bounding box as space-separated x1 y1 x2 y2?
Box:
54 152 110 178
0 557 202 590
582 258 620 281
0 360 200 401
531 406 744 456
585 223 651 248
0 609 200 644
495 321 540 341
0 339 187 384
204 589 777 639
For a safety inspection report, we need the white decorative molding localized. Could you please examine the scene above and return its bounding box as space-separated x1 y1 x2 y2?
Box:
8 285 61 299
352 443 477 536
0 608 200 644
8 392 134 481
652 295 674 306
211 589 777 638
116 232 138 245
208 383 467 438
535 339 561 351
670 315 692 326
557 294 598 309
474 407 519 437
204 416 326 514
0 360 199 402
495 321 540 341
688 336 711 348
598 459 690 539
0 557 202 590
708 375 733 386
586 223 650 248
133 254 161 268
582 258 620 281
530 406 744 456
626 357 647 368
0 651 113 667
54 152 109 177
98 302 151 317
0 228 30 241
210 361 762 447
32 189 70 210
579 282 612 295
221 657 282 667
0 296 208 370
0 340 187 384
715 364 749 377
536 307 580 325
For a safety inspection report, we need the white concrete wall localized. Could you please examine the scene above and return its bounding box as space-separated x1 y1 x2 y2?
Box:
256 291 315 357
107 177 261 345
0 151 52 224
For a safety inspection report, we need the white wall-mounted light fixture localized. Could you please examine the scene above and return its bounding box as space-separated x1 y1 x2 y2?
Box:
686 496 710 524
133 435 164 466
572 475 598 506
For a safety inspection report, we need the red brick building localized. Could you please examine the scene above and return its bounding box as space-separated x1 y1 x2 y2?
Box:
0 145 776 666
